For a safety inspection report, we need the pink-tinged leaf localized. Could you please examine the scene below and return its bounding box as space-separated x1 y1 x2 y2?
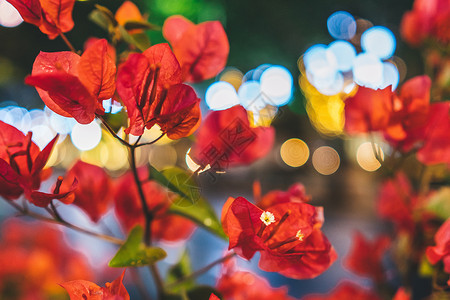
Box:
169 19 229 82
28 177 77 207
79 39 116 102
31 51 80 118
6 0 42 26
142 43 182 87
63 160 112 223
25 72 97 124
0 158 24 200
39 0 75 39
154 83 201 139
163 15 195 45
31 134 58 175
104 270 130 299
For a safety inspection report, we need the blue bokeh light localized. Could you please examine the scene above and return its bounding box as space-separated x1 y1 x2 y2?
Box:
327 11 356 40
361 26 396 60
205 81 240 111
327 41 356 72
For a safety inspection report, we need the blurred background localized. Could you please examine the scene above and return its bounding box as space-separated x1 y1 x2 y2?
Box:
0 0 429 298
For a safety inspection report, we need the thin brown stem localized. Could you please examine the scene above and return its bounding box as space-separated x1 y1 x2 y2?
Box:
165 252 236 289
3 199 123 244
98 116 132 148
134 133 165 148
59 32 77 53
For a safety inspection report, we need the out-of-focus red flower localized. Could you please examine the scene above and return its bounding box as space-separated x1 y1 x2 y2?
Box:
257 182 311 209
116 43 201 138
115 1 144 26
190 105 275 171
221 197 337 279
400 0 450 47
393 287 411 300
61 270 129 300
216 258 295 300
7 0 75 39
0 121 76 207
0 219 93 299
114 169 195 242
61 160 112 223
344 86 393 134
383 76 431 152
25 39 116 124
416 102 450 166
344 232 390 283
209 294 220 300
300 281 381 300
163 15 229 82
377 172 418 233
426 218 450 286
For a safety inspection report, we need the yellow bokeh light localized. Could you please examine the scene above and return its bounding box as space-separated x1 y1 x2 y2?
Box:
280 138 309 167
356 142 384 172
220 68 243 91
312 146 340 175
148 145 177 170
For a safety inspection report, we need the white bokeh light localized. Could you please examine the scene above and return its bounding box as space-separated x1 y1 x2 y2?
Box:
381 62 400 91
327 41 356 72
71 121 102 151
0 0 23 28
238 80 265 111
353 53 383 89
205 81 240 111
361 26 396 60
260 65 293 106
327 11 356 40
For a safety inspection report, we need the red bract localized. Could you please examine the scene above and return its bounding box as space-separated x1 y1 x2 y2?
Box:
7 0 75 39
115 1 144 26
383 76 431 151
116 43 201 138
393 288 411 300
416 102 450 166
0 121 75 207
400 0 450 47
61 160 112 223
25 38 116 124
163 15 229 82
426 218 450 286
377 172 417 233
221 197 337 279
190 105 275 171
216 259 295 300
0 219 93 299
114 169 195 242
301 281 381 300
344 86 393 134
257 182 311 209
61 270 129 300
344 232 390 283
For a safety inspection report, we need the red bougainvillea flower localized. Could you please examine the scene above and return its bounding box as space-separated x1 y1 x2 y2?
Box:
383 76 431 151
221 197 337 279
163 15 229 82
426 218 450 286
344 232 390 283
0 121 76 207
7 0 75 39
190 105 275 171
115 1 144 27
60 160 112 223
209 294 220 300
0 219 93 299
377 172 418 234
25 38 116 124
400 0 450 47
416 102 450 166
393 287 411 300
216 258 295 300
257 182 311 209
344 85 393 134
61 270 129 300
116 43 201 138
114 169 195 242
300 281 381 300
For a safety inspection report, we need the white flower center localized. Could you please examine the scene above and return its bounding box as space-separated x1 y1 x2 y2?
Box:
260 211 275 226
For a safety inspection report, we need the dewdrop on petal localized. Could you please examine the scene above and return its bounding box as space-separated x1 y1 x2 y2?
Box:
260 211 275 225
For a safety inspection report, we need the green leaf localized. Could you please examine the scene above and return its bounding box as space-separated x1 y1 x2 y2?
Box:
426 187 450 220
166 251 194 292
108 226 166 267
119 26 151 52
149 165 189 200
89 5 117 32
159 167 227 239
